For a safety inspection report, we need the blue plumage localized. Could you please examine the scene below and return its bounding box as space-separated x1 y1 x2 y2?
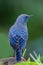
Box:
8 14 32 61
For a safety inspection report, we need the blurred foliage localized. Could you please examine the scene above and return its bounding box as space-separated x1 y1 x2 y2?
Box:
0 33 13 58
0 0 43 59
14 62 43 65
41 56 43 63
15 52 43 65
14 62 38 65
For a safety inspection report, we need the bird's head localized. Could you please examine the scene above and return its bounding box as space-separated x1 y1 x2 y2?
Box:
16 14 33 25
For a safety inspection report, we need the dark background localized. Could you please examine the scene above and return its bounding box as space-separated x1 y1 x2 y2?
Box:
0 0 43 59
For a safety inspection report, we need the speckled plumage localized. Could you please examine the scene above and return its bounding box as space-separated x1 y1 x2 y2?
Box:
8 14 32 61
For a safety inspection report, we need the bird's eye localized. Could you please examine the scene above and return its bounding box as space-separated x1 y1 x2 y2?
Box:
25 16 28 19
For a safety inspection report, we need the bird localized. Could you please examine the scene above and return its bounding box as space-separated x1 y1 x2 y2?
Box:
8 14 32 62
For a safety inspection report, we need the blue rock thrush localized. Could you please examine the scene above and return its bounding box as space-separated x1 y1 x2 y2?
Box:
8 14 32 61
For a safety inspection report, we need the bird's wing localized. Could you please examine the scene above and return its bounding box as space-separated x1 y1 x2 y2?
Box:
10 34 25 50
9 25 27 50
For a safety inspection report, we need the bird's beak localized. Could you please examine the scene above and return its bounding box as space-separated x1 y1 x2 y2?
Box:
28 15 33 18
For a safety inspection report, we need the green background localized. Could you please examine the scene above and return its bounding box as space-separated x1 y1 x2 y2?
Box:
0 0 43 59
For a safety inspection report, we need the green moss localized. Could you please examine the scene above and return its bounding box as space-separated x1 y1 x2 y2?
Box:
15 62 39 65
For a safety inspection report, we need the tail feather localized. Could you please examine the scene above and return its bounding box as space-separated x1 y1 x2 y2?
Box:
16 50 22 61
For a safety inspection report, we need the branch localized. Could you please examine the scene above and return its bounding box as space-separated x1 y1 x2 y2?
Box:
0 57 17 65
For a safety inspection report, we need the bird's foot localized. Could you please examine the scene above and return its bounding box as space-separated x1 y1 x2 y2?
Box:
21 57 26 62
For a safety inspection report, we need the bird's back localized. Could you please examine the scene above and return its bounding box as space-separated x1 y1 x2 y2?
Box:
8 23 28 49
9 23 28 41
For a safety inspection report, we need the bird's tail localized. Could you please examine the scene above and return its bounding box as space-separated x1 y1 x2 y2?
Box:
16 50 22 62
